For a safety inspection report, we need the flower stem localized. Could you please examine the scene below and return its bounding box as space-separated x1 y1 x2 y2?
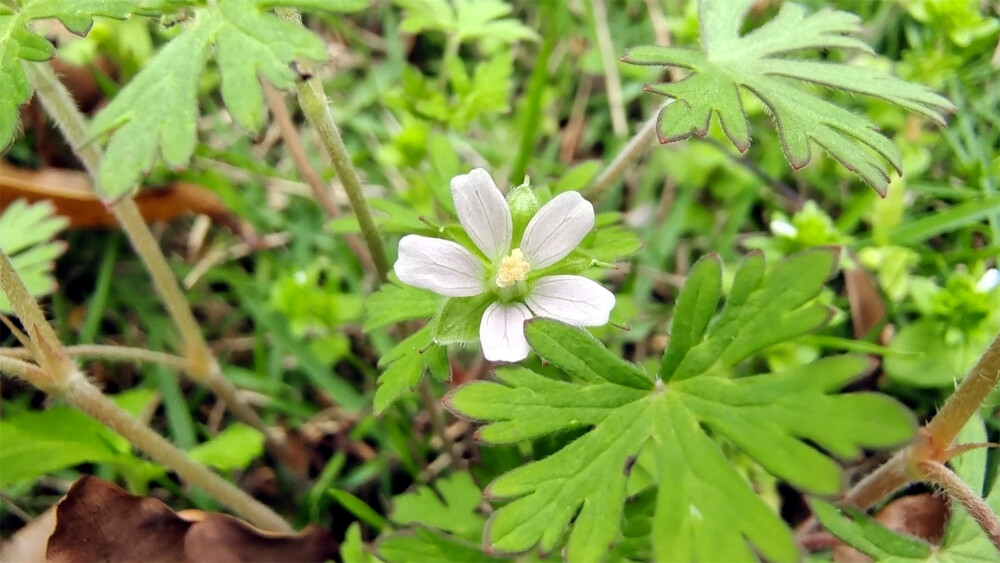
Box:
23 61 278 448
916 459 1000 552
261 80 378 276
0 248 291 532
277 11 390 283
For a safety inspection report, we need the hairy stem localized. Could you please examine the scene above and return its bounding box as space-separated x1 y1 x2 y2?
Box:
0 355 46 383
261 81 378 276
23 61 276 446
917 459 1000 552
279 11 389 282
68 378 292 531
1 345 188 371
1 249 291 531
836 331 1000 511
925 332 1000 447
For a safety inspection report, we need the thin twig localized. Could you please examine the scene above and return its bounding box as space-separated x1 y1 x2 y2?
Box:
0 345 188 371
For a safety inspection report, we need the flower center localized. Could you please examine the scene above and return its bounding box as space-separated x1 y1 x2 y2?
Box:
495 248 531 288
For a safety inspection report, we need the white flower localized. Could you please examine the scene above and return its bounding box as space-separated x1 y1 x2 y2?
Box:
394 168 615 362
976 268 999 293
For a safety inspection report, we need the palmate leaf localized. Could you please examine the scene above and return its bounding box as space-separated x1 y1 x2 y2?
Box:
0 199 67 313
621 0 955 195
88 0 368 199
446 249 916 561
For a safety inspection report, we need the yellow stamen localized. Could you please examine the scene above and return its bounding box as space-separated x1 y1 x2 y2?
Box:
496 248 531 288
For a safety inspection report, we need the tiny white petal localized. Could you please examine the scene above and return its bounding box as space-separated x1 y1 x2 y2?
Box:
451 168 512 261
976 268 1000 293
525 275 615 326
479 302 532 362
520 192 594 269
394 235 485 297
769 219 798 238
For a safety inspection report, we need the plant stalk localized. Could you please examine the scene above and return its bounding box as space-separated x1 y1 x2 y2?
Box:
0 248 291 531
830 331 1000 514
1 345 188 371
278 11 390 282
23 61 277 447
917 459 1000 552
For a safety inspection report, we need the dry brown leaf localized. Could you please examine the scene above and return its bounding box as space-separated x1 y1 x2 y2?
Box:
33 475 337 563
0 162 249 237
832 493 949 562
843 265 888 343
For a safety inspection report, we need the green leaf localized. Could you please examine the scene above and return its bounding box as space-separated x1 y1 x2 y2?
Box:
622 0 954 195
447 252 915 561
1 0 160 149
329 489 387 531
340 522 377 563
0 407 120 487
89 0 362 198
433 293 493 346
374 347 426 415
187 423 264 471
811 499 932 559
0 199 67 313
664 248 838 382
390 472 484 541
365 282 442 331
377 527 500 563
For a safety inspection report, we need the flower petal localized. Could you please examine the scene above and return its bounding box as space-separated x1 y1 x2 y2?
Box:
525 275 615 326
479 302 532 362
520 192 594 269
394 235 485 297
451 168 512 261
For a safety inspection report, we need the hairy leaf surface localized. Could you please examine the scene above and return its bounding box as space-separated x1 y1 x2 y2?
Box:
447 250 915 561
622 0 954 194
88 0 367 198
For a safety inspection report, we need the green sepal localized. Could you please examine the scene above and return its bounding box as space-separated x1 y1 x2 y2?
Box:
434 293 493 346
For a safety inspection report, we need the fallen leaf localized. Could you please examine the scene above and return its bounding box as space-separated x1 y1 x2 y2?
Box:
34 475 338 563
0 162 251 239
844 265 888 342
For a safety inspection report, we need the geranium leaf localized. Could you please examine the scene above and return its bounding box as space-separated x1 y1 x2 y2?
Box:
0 0 168 150
0 199 67 312
621 0 955 195
88 0 367 199
447 252 915 561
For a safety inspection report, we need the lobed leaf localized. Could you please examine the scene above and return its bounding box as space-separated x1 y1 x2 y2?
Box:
0 199 67 312
88 0 366 199
448 252 915 561
622 0 955 194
